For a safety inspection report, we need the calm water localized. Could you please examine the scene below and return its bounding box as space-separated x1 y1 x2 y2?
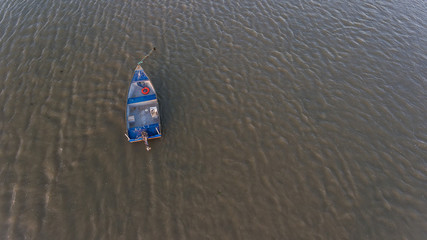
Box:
0 0 426 239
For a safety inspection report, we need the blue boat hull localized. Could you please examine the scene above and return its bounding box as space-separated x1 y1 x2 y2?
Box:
125 65 161 143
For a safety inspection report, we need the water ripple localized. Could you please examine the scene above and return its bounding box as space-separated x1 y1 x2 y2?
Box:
0 0 426 239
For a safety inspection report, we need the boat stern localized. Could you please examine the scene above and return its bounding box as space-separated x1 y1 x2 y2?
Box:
127 123 161 143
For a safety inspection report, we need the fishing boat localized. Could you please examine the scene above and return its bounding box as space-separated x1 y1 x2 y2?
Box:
125 49 161 150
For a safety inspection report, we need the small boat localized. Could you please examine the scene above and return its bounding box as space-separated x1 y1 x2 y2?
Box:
125 49 161 150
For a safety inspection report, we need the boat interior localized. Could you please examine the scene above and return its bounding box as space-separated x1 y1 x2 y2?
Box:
126 80 161 140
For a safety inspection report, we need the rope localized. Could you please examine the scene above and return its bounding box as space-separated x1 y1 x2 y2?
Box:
138 47 156 65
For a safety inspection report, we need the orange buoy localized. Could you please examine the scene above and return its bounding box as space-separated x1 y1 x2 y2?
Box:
141 87 150 95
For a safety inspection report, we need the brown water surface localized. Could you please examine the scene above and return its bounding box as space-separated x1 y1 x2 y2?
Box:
0 0 426 239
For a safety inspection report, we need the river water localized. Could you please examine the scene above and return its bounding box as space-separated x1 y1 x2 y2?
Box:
0 0 426 239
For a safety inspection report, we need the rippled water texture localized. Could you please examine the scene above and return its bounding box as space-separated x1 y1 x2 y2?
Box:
0 0 426 239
